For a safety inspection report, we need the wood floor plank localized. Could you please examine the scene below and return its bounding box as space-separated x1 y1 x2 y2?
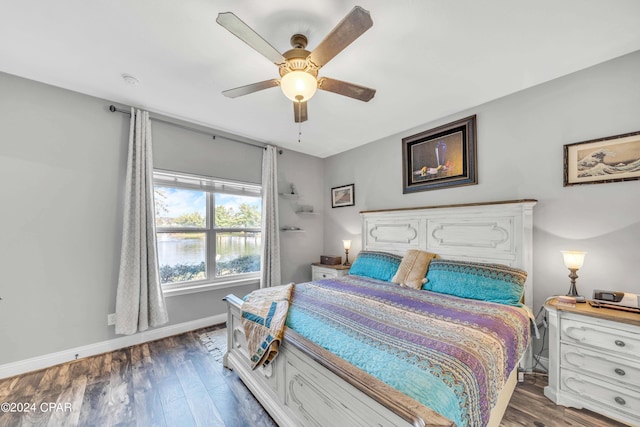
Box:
174 358 226 426
161 396 198 427
0 377 18 402
176 331 203 354
77 380 110 426
156 375 186 408
192 354 253 427
20 385 64 426
148 338 190 415
147 340 178 381
184 389 226 427
5 370 45 399
0 411 21 427
35 364 65 395
131 344 166 427
105 349 134 425
222 369 278 427
48 363 73 396
46 376 88 427
190 353 228 392
174 359 208 395
206 384 245 427
85 352 111 386
68 357 91 381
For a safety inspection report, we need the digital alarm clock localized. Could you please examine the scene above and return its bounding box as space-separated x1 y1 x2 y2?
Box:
592 290 639 309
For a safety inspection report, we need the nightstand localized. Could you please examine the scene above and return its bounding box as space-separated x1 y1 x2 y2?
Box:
311 263 350 281
544 298 640 426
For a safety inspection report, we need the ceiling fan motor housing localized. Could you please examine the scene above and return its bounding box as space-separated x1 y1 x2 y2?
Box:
279 34 319 78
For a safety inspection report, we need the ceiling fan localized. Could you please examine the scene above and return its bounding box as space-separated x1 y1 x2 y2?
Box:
216 6 376 123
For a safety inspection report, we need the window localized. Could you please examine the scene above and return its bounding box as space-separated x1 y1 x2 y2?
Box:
153 170 261 293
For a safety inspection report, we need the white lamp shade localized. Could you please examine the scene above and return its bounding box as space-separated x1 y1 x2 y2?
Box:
343 240 352 250
561 250 587 269
280 71 317 102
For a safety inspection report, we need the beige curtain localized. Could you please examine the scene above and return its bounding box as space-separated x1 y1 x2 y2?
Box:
260 145 281 288
115 108 168 334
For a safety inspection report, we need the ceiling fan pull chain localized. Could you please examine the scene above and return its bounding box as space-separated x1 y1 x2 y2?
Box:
296 96 303 143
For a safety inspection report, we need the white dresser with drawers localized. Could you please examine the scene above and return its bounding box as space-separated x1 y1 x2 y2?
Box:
544 298 640 426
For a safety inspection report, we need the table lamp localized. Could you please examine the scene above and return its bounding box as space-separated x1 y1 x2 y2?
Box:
343 240 352 266
561 250 587 302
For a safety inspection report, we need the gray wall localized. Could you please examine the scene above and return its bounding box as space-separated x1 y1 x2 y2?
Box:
277 150 325 283
0 71 323 366
323 50 640 358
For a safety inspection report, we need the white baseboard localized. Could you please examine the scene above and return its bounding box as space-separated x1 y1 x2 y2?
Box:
0 314 227 380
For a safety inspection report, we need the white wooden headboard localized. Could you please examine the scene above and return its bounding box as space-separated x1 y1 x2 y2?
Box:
360 199 537 309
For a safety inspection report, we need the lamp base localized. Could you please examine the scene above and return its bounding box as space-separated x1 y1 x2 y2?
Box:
566 268 586 302
569 294 587 303
343 248 350 266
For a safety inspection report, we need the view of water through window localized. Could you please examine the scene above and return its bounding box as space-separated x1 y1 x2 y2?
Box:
157 233 206 267
157 234 261 266
154 184 261 285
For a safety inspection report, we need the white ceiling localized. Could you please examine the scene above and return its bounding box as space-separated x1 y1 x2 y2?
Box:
2 1 640 158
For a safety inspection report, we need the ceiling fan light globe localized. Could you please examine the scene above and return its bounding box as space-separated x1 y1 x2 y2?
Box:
281 71 317 102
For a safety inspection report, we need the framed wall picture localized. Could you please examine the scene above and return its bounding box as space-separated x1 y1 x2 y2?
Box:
402 115 477 194
564 130 640 186
331 184 355 208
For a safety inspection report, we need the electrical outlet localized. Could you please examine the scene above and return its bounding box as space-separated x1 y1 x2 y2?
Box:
107 313 116 326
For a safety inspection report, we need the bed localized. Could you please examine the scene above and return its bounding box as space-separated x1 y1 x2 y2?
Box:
224 199 537 427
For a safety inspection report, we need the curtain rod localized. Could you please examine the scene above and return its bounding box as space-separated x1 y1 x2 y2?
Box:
108 105 281 153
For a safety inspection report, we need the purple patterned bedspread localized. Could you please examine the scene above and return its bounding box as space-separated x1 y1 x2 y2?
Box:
285 275 530 427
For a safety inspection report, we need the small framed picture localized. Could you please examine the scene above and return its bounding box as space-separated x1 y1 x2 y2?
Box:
564 130 640 186
331 184 355 208
402 115 477 193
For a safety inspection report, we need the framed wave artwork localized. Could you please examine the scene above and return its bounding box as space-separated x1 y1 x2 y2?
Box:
564 130 640 186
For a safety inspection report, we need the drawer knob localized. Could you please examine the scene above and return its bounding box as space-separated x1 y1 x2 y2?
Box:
614 396 626 406
322 274 327 278
614 340 626 347
614 368 626 376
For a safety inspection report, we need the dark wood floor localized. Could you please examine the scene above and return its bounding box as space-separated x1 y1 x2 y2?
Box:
0 326 628 427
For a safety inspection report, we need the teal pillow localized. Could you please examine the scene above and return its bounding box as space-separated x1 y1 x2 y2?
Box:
424 259 527 306
349 251 403 282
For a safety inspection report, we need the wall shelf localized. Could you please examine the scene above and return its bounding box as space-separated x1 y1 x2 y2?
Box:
281 228 305 233
279 193 299 199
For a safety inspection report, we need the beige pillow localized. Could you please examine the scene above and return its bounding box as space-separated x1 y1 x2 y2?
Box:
391 250 438 289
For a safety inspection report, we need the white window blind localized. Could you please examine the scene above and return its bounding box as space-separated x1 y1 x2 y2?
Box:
153 169 261 197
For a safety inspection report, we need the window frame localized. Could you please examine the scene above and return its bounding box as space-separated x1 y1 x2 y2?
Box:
153 170 262 296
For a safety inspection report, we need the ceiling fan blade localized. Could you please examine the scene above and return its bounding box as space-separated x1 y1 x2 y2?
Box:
294 101 308 123
222 79 280 98
217 12 285 65
317 77 376 102
308 6 373 68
